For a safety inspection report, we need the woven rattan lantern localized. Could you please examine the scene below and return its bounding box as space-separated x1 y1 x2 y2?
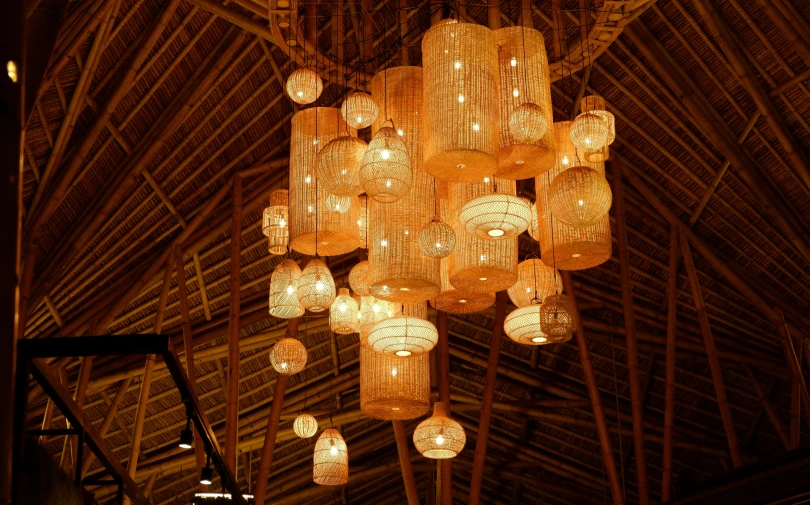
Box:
270 338 308 375
263 189 289 255
419 218 456 258
341 91 379 129
269 259 305 319
580 96 615 163
313 429 348 485
505 304 548 345
540 293 575 338
549 165 612 227
422 20 499 182
360 125 411 203
330 288 359 334
413 402 465 459
430 257 495 314
287 68 323 105
447 211 518 294
527 200 540 241
298 258 336 312
294 413 319 438
507 258 562 308
367 302 437 357
495 27 555 180
317 136 367 197
325 193 351 213
349 260 370 296
290 107 361 256
359 296 395 344
359 345 430 420
570 111 609 153
455 178 531 240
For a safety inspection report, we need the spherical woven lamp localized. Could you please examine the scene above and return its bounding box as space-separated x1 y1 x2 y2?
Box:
325 193 351 213
269 259 305 319
270 338 308 375
580 96 615 163
413 402 466 459
570 111 609 153
359 296 395 344
456 178 532 240
286 68 323 105
298 258 336 312
359 345 430 420
330 288 359 334
419 218 456 258
294 413 319 438
422 20 499 182
507 258 562 308
341 91 379 129
430 258 495 314
359 125 411 203
540 293 576 338
505 304 549 345
549 165 612 228
367 302 437 357
317 136 367 197
509 102 548 144
349 260 370 296
313 429 348 485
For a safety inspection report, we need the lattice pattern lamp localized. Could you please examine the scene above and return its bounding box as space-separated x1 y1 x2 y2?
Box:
269 259 305 319
540 293 576 338
270 338 308 375
349 260 370 296
294 413 318 438
367 302 437 357
342 91 379 129
430 258 495 314
287 68 323 105
313 429 348 485
359 345 430 420
330 288 359 334
317 135 367 197
413 402 465 459
507 258 562 308
298 258 336 312
360 125 411 203
263 189 289 255
455 178 531 240
581 95 615 163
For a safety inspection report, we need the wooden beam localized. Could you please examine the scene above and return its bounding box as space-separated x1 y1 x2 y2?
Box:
80 376 133 475
393 421 420 505
225 176 243 472
776 306 810 434
192 253 211 321
661 225 678 502
437 310 451 505
44 295 64 328
744 367 789 450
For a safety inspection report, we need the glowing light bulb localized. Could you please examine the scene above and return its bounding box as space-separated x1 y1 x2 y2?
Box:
488 229 505 237
281 362 288 370
436 242 442 248
510 57 517 67
458 94 465 103
391 367 398 377
339 303 347 312
330 446 338 456
483 177 490 183
454 61 461 69
397 129 404 136
480 254 486 261
315 280 324 291
459 299 467 303
286 284 295 294
532 336 547 343
512 88 519 97
305 175 311 183
562 155 569 165
307 205 313 213
479 277 488 281
357 220 362 226
373 303 380 313
585 137 592 146
526 287 531 293
356 116 363 123
386 180 392 188
435 434 445 445
357 312 362 319
381 149 391 160
381 239 388 247
6 61 17 83
578 199 584 206
404 230 409 235
472 123 480 131
279 218 286 227
297 90 304 97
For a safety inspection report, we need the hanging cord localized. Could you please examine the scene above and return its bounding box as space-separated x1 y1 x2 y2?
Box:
610 333 627 497
545 171 560 295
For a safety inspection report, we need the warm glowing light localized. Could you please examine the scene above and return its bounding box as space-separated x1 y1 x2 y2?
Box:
458 94 465 103
339 303 347 312
381 239 388 247
479 277 487 281
510 57 517 67
7 61 17 83
487 229 505 237
286 285 294 294
330 445 338 456
315 280 324 291
435 434 445 445
381 149 391 160
454 61 461 69
391 367 398 377
395 350 412 357
512 88 519 97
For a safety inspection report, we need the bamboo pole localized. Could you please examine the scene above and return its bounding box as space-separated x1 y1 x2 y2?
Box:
224 176 243 472
744 367 789 450
437 309 451 505
679 227 742 467
468 291 507 505
38 367 65 445
776 306 810 433
487 0 499 29
80 377 133 475
59 356 93 471
661 225 678 502
393 421 420 505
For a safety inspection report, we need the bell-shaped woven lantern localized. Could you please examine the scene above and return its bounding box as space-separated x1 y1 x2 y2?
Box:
330 288 359 334
528 200 540 241
269 259 305 319
495 27 555 180
540 293 576 338
286 68 323 105
359 345 430 420
419 217 456 258
580 96 615 163
341 91 379 129
349 260 370 296
507 258 562 308
570 111 609 153
317 136 367 197
422 20 499 182
313 429 348 486
413 402 466 459
270 338 308 375
263 189 289 255
359 125 411 203
294 413 319 438
325 193 351 213
367 302 437 357
549 165 612 228
298 258 336 312
430 258 495 314
456 178 532 240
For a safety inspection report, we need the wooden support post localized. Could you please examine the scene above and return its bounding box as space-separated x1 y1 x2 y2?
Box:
679 228 742 467
468 291 506 505
487 0 499 30
44 295 64 328
393 421 420 505
610 161 649 505
776 306 810 434
744 367 789 450
661 225 678 502
225 176 243 472
561 271 625 505
436 310 451 505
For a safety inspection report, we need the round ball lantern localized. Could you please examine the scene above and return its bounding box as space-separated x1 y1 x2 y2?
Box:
330 288 359 334
269 259 305 319
419 218 456 258
570 111 609 153
413 402 466 459
360 125 411 203
367 302 437 357
540 293 576 338
286 68 323 105
317 136 367 197
341 91 379 129
313 429 348 486
294 413 319 438
359 296 395 344
507 258 562 308
359 345 430 420
505 304 549 345
509 102 548 144
430 258 495 314
270 338 308 375
349 260 370 296
298 258 336 312
549 165 612 228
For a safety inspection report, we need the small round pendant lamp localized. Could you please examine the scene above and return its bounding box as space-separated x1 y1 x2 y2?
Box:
313 429 348 486
360 125 412 203
570 111 609 153
540 293 576 338
430 258 495 314
349 260 370 296
298 258 336 312
330 288 359 334
286 68 323 105
580 96 615 163
269 259 305 319
359 345 430 420
294 413 319 438
317 136 367 197
509 103 548 144
325 193 351 213
549 165 612 228
367 302 437 357
507 258 562 308
341 91 379 129
505 304 549 345
270 338 308 375
419 217 456 258
413 402 466 459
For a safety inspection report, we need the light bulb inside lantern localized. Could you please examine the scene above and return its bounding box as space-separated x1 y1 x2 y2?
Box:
373 303 380 313
472 123 480 131
279 218 287 227
562 156 569 165
488 229 505 237
483 177 490 183
381 149 391 160
459 299 467 303
315 280 324 291
454 61 461 69
386 180 392 188
479 277 488 281
330 446 338 456
339 303 347 312
532 336 547 343
381 239 388 247
435 242 442 248
281 362 288 370
458 94 465 103
307 205 313 213
435 434 445 445
391 367 397 377
306 175 311 183
395 350 412 357
297 90 304 97
397 129 404 136
510 57 517 67
513 88 519 97
286 284 294 294
356 116 363 123
578 199 584 206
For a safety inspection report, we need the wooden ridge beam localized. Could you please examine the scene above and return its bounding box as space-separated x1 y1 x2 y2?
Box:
661 225 678 501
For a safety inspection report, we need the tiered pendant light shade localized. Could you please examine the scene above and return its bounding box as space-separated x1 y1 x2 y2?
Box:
289 107 360 256
539 294 576 338
581 96 615 163
549 165 612 227
317 136 367 197
422 20 499 182
413 402 466 459
418 218 456 258
298 258 336 312
367 302 437 357
313 429 348 486
359 125 412 203
430 258 495 314
349 260 370 296
269 259 305 319
286 68 323 105
294 413 319 438
527 200 540 241
570 111 609 153
495 27 555 180
325 193 351 213
341 91 379 129
270 338 308 375
263 189 289 255
359 296 395 344
330 288 359 334
359 345 430 420
507 258 562 308
455 178 531 240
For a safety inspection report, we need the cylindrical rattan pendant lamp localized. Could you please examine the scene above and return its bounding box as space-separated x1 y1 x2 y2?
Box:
313 429 348 485
263 189 289 255
430 257 495 314
422 20 499 182
359 345 430 420
269 259 305 319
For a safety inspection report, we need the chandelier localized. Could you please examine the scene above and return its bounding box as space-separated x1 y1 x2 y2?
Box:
413 402 466 459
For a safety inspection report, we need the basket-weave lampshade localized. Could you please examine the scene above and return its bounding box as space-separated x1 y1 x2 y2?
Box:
570 111 609 153
270 338 308 375
527 200 540 241
269 259 305 319
330 288 359 334
495 27 555 180
341 91 379 129
287 68 323 105
289 107 360 256
349 261 370 296
549 165 612 227
540 294 576 338
359 126 412 203
263 189 289 255
580 96 615 163
413 402 465 459
298 258 336 312
313 429 348 485
422 20 499 182
507 258 562 308
455 178 531 240
359 296 396 344
359 345 430 420
325 193 351 213
419 218 456 258
430 258 495 314
294 413 319 438
317 136 367 197
367 302 437 357
504 304 548 345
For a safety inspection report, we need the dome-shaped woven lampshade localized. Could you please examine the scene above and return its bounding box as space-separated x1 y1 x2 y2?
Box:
269 259 305 319
290 107 361 256
579 96 614 162
507 258 562 308
313 429 348 485
528 200 540 241
422 20 499 182
359 296 396 344
430 257 495 314
367 302 437 357
263 189 289 255
505 304 570 345
270 338 308 375
549 165 612 228
341 91 379 129
349 261 370 296
359 125 411 203
359 345 430 420
570 112 609 153
287 68 323 104
456 178 532 240
540 294 576 338
495 27 555 180
325 193 351 213
330 288 359 334
419 218 456 258
413 402 465 459
317 136 367 197
294 413 319 438
298 258 336 312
